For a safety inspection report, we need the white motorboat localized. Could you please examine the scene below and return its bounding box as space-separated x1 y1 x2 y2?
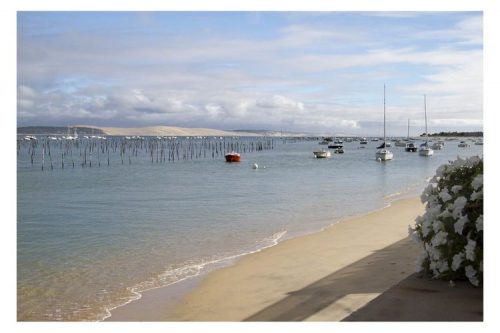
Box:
405 142 418 152
395 140 407 147
313 149 331 158
458 141 470 147
334 148 344 154
432 142 444 150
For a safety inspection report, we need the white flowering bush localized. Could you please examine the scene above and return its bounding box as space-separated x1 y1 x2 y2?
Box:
409 156 483 286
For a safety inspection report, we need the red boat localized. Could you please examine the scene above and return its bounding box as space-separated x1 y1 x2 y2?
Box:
225 152 241 162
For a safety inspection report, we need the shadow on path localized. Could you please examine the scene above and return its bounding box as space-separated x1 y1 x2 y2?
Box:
245 238 417 321
343 272 483 321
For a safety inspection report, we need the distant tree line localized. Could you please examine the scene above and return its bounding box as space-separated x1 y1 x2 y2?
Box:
420 131 483 137
17 126 105 135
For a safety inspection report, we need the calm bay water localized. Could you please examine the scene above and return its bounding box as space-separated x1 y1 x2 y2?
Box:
17 137 483 321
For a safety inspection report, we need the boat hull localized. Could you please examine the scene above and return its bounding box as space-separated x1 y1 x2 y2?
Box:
224 153 241 162
313 150 331 158
395 141 407 147
375 149 393 161
419 148 434 156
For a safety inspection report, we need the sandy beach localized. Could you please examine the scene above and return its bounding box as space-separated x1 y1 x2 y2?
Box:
154 197 423 321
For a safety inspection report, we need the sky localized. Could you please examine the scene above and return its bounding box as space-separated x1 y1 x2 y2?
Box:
17 11 483 135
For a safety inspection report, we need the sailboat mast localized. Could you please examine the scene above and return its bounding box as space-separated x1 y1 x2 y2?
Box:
424 94 428 144
383 84 386 144
407 119 410 139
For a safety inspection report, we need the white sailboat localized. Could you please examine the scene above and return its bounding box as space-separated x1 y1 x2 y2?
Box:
419 95 434 157
375 85 393 161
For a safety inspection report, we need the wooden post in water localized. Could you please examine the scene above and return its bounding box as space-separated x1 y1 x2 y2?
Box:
41 145 45 171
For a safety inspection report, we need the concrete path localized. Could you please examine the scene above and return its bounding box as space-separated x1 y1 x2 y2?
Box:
343 273 483 321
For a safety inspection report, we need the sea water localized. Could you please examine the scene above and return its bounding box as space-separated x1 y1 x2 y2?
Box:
17 137 483 321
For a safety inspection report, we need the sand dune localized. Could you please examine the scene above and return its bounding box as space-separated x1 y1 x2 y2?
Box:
74 125 260 137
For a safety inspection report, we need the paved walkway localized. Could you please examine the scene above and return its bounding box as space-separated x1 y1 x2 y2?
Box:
244 236 483 322
343 273 483 321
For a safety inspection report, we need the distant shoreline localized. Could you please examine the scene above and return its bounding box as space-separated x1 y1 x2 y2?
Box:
423 131 483 137
17 125 483 138
16 125 307 137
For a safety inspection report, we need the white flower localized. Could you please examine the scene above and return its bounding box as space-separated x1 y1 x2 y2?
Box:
466 156 481 166
465 265 479 286
409 225 422 244
430 175 440 183
470 189 482 201
416 157 483 283
476 215 483 231
415 250 428 272
422 218 432 237
421 184 438 203
452 196 467 219
439 188 452 202
431 230 448 247
415 215 424 226
426 196 440 211
432 220 444 233
452 156 466 169
471 174 483 191
437 260 449 273
436 164 447 177
429 260 439 277
438 209 452 219
454 215 469 235
452 252 465 271
425 243 441 260
453 196 467 211
429 205 441 216
465 238 477 261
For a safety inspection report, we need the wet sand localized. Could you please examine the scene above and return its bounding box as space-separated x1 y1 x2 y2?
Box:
162 197 424 321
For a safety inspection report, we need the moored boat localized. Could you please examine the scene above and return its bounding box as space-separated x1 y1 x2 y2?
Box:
375 84 393 161
432 142 444 150
319 137 333 145
458 141 470 147
328 143 343 149
405 142 418 152
313 149 331 158
418 95 434 157
225 152 241 162
419 143 434 156
395 140 407 147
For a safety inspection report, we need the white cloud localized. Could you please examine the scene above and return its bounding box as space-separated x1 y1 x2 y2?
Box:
16 13 483 134
256 95 304 111
18 85 37 98
339 120 360 129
